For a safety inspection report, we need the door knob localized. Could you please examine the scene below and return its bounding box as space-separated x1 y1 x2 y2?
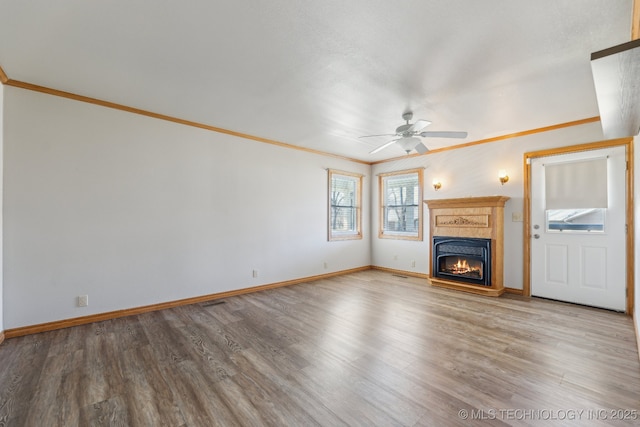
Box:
533 234 540 239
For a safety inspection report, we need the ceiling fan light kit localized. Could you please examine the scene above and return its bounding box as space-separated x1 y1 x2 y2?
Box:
397 137 422 153
362 111 467 155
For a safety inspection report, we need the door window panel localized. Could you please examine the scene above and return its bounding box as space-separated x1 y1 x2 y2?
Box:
546 208 605 232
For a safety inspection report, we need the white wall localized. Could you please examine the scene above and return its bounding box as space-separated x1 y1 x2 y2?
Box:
371 122 606 290
3 87 371 329
1 83 632 332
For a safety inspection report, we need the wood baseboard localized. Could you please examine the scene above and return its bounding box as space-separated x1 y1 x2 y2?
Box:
504 287 524 295
370 266 429 280
4 266 371 340
0 331 5 345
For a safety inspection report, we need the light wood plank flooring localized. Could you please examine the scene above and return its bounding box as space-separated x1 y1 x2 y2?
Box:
1 270 639 426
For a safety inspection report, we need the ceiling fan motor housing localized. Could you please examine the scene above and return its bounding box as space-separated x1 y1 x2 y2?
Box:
395 123 413 134
365 110 465 155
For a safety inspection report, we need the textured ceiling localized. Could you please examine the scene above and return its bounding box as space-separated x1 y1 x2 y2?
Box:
0 1 634 162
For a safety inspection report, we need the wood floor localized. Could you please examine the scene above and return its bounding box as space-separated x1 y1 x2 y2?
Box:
1 270 639 426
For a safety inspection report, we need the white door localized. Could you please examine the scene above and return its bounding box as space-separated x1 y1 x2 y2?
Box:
530 146 626 311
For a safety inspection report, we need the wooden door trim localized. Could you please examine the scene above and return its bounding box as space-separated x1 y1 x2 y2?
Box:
523 137 634 314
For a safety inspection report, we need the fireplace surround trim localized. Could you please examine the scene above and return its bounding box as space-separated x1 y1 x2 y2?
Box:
424 196 510 296
433 236 492 286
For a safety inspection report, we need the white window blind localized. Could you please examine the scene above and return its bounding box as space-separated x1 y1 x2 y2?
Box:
545 157 608 209
328 170 362 240
379 169 423 240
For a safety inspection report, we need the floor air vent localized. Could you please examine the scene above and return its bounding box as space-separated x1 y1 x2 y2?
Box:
201 300 226 307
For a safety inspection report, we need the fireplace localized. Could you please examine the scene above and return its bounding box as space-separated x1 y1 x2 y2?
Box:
433 237 491 286
424 196 509 296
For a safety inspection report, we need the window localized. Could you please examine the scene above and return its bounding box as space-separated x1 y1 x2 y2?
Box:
546 209 605 232
328 170 363 241
544 157 608 233
379 168 423 240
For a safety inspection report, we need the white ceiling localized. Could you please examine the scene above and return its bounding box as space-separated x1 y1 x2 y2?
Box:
0 1 634 162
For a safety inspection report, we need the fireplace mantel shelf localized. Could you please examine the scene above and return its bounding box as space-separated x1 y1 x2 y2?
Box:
424 196 510 297
424 196 510 209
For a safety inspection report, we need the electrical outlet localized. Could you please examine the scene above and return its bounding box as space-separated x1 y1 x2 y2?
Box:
77 295 88 307
393 255 398 261
323 262 328 269
252 269 258 278
512 212 523 222
411 260 416 268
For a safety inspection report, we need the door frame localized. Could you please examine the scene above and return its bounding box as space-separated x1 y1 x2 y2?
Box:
523 137 634 314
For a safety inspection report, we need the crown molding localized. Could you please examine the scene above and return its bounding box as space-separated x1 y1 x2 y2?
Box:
2 74 372 166
371 116 602 165
0 66 603 167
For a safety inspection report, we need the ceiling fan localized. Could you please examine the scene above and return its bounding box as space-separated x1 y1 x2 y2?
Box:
361 111 467 154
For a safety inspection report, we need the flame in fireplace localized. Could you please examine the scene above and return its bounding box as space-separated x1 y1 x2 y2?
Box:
455 259 469 272
447 258 481 276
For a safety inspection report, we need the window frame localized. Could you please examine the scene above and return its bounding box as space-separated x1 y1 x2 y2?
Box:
328 169 363 241
378 168 423 241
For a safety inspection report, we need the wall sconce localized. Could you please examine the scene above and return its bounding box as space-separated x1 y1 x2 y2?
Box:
498 170 509 185
433 179 442 191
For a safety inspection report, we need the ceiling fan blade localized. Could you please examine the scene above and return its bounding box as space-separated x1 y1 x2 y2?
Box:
359 133 398 138
407 119 431 133
420 131 468 138
369 139 399 154
415 142 429 154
